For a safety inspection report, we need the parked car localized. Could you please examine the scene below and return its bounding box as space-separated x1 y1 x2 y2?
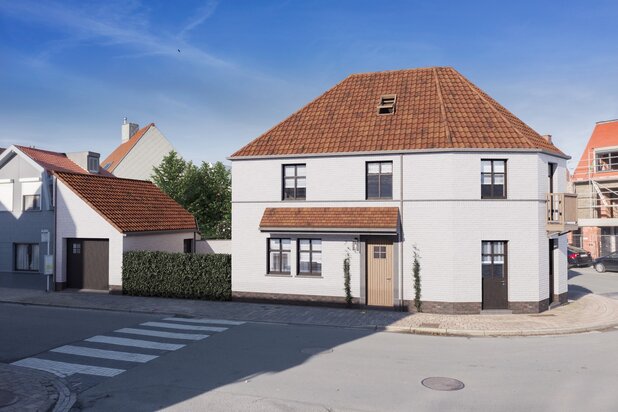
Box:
593 252 618 273
568 245 593 268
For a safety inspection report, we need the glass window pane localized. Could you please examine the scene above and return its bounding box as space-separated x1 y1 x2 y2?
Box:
282 251 291 272
30 245 39 270
482 264 492 277
312 239 321 250
481 174 492 184
296 188 306 199
284 188 295 199
281 239 291 249
284 178 296 188
493 174 504 185
493 264 504 277
284 165 296 177
299 252 311 273
296 177 306 188
380 175 393 198
482 242 492 254
494 256 504 265
367 175 380 198
311 257 322 273
481 185 492 198
493 242 504 254
270 239 280 249
493 185 505 197
269 252 281 272
296 165 306 177
494 161 505 173
481 161 492 173
300 239 311 251
380 162 393 174
482 255 492 264
367 163 380 174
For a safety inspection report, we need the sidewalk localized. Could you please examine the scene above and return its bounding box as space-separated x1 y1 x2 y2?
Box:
1 287 618 337
0 363 74 412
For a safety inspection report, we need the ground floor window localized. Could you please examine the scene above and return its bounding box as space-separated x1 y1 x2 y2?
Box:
268 238 291 274
481 241 506 278
15 243 39 271
298 239 322 275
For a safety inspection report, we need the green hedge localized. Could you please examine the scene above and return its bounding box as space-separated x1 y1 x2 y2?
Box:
122 251 231 300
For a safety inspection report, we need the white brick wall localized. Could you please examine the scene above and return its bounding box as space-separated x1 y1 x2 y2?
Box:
232 151 569 305
124 232 193 253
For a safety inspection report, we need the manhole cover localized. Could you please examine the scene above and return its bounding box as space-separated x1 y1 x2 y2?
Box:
300 347 333 355
421 377 465 391
0 389 19 407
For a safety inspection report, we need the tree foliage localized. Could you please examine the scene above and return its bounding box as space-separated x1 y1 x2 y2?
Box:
152 151 231 239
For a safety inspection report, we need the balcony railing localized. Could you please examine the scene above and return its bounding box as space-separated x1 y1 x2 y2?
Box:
547 193 578 233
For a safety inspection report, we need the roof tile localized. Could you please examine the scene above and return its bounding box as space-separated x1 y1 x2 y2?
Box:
259 207 399 231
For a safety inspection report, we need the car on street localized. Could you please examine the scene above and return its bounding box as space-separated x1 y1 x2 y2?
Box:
568 245 593 268
593 252 618 273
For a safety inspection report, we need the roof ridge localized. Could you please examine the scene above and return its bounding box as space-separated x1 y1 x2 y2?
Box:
452 68 536 150
350 66 451 77
433 67 453 145
54 170 153 184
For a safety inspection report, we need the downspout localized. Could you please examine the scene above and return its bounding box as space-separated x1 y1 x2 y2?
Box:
399 153 404 309
52 174 57 291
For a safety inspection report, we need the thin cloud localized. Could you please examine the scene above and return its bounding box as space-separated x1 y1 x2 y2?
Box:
178 0 219 40
0 0 231 68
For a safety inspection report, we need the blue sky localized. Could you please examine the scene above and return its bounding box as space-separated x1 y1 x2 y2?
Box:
0 0 617 168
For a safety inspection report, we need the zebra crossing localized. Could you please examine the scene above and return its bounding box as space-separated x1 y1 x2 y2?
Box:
11 316 245 381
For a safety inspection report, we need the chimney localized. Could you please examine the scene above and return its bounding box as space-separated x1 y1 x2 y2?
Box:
542 134 552 144
121 117 139 143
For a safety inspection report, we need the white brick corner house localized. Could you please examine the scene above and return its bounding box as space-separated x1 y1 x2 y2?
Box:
229 67 577 314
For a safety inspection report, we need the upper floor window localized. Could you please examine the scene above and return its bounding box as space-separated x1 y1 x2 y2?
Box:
283 164 306 200
15 243 39 272
595 150 618 172
23 195 41 211
268 238 291 274
366 161 393 199
87 156 100 173
481 160 506 199
298 239 321 276
21 180 42 211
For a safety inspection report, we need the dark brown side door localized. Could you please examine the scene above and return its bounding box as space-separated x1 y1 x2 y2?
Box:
549 239 556 304
482 241 508 310
66 239 109 290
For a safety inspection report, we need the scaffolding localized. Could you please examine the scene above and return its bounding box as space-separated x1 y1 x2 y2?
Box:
577 148 618 219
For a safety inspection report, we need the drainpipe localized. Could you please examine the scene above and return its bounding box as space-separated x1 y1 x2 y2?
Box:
52 175 57 292
399 153 404 309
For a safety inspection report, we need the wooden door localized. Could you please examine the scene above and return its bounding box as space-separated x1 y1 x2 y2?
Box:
548 239 556 304
66 239 109 290
366 240 394 306
482 241 508 310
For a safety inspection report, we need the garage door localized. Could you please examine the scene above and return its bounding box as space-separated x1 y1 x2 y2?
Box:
66 239 109 290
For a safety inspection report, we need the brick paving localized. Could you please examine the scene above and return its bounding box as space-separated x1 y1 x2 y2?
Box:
0 363 74 412
1 287 618 337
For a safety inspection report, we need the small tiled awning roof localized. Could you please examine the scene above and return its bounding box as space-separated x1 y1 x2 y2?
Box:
259 207 399 233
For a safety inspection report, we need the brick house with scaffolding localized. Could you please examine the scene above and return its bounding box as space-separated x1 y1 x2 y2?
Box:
571 119 618 258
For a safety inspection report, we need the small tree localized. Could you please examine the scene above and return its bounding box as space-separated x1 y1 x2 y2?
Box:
413 245 422 312
343 251 352 307
151 151 189 204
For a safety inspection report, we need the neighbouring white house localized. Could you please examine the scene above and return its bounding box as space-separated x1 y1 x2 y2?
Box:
101 119 174 180
229 67 576 314
0 145 197 292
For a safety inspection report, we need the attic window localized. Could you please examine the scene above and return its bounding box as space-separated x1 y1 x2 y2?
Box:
377 94 396 115
87 156 99 173
103 162 112 170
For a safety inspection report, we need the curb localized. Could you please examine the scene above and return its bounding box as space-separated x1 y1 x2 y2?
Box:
2 297 618 338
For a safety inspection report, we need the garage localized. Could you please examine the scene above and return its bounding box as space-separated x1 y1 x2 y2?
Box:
66 239 109 290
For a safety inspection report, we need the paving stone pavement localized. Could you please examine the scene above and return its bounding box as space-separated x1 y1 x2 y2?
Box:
1 287 618 337
0 363 74 412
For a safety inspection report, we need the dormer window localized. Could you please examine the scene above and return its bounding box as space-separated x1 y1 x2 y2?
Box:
87 156 99 173
378 94 396 115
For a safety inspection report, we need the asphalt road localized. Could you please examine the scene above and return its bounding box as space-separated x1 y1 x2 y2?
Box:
1 269 616 411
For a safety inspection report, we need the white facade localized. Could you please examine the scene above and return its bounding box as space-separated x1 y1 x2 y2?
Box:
231 150 570 313
110 126 174 181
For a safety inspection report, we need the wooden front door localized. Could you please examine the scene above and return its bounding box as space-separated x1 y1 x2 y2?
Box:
66 239 109 290
366 240 394 307
482 241 508 310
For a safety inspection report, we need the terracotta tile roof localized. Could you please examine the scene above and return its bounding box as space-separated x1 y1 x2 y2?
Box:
231 67 565 158
101 123 154 173
16 145 113 176
55 171 197 233
259 207 399 232
572 120 618 182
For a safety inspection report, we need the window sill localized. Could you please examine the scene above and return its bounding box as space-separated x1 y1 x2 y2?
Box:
366 197 394 201
266 273 292 277
15 270 41 274
296 274 323 278
281 199 306 202
480 197 507 200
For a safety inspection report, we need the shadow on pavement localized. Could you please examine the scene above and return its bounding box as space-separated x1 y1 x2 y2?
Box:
568 284 594 300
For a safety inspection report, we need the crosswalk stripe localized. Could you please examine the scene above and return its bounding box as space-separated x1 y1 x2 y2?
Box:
12 357 125 378
85 336 186 351
115 327 209 341
51 345 158 363
141 321 227 332
163 317 245 326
